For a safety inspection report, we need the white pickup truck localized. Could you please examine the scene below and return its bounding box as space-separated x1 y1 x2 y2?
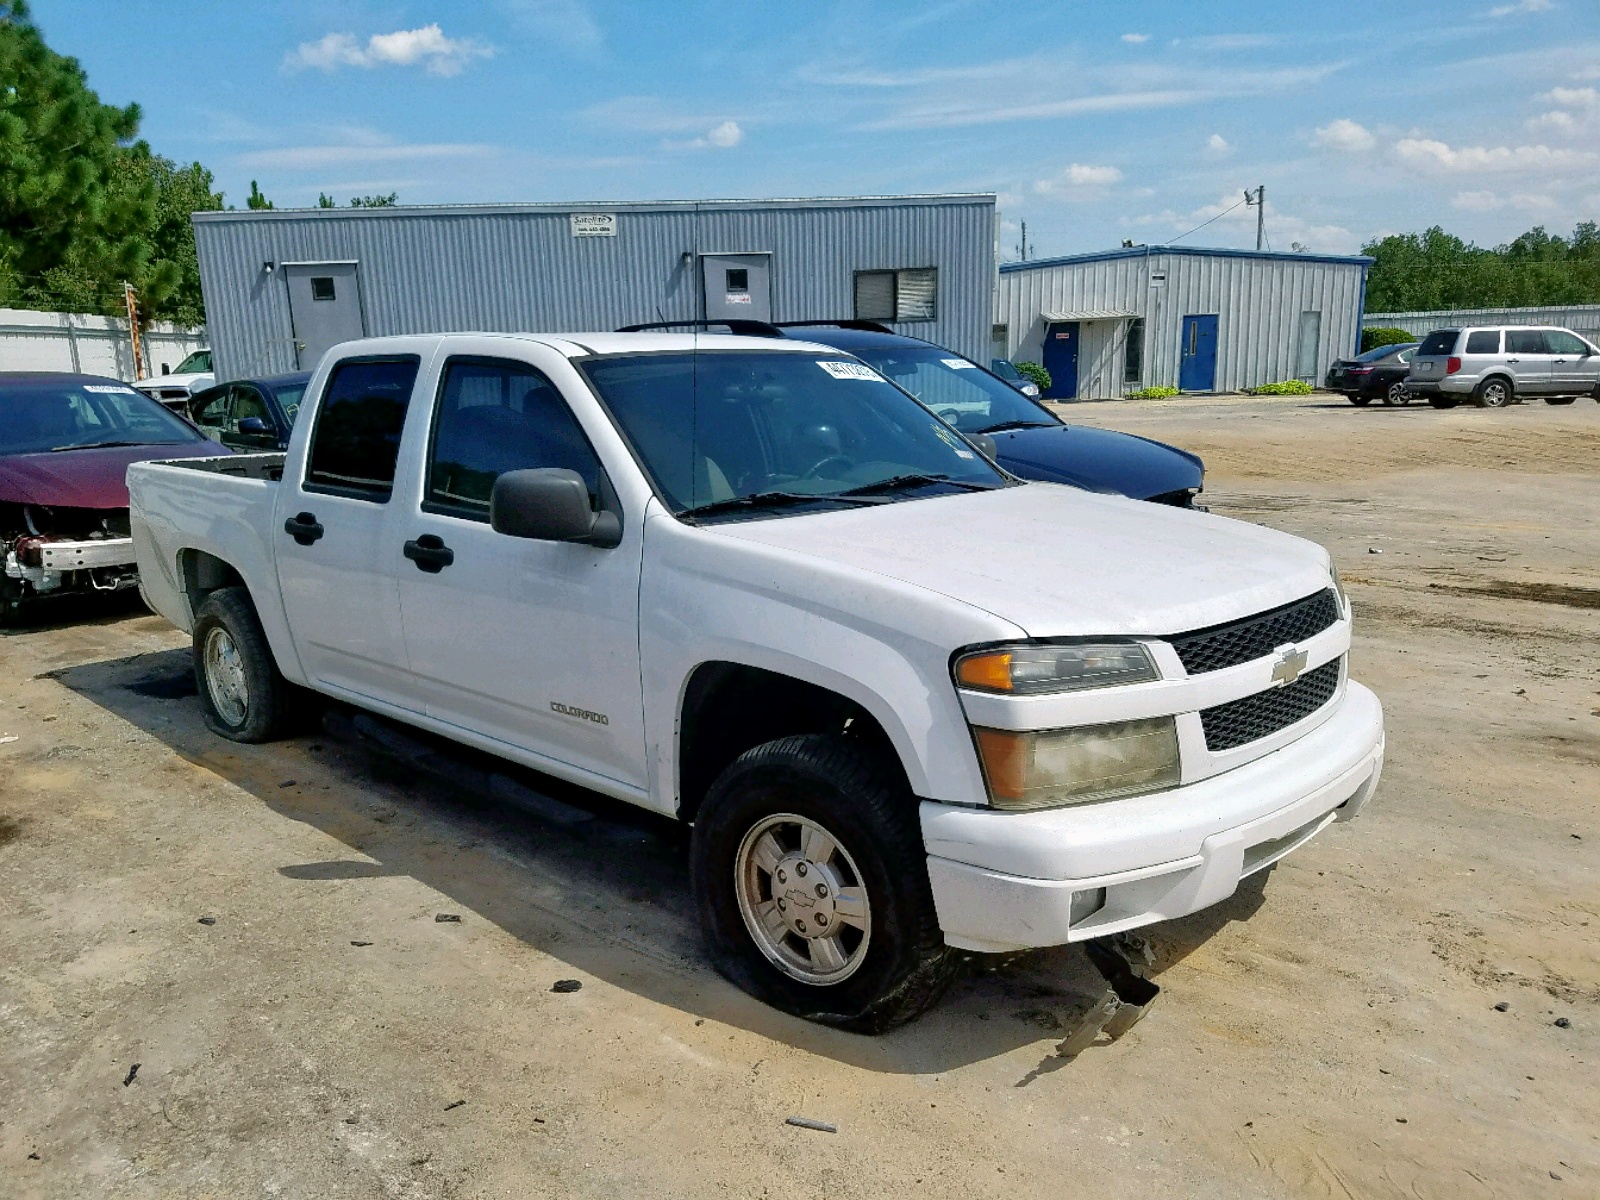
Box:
129 331 1384 1031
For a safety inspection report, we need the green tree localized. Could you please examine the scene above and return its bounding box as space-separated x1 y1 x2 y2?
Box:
246 179 274 210
1364 221 1600 312
349 192 399 207
317 192 337 208
0 0 146 302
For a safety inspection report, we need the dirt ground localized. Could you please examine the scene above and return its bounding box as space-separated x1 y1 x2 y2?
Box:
2 392 1597 1199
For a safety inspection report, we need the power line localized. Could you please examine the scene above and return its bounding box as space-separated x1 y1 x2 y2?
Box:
1169 197 1247 245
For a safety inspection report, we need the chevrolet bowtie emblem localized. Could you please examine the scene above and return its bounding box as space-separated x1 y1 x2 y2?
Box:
1271 646 1309 686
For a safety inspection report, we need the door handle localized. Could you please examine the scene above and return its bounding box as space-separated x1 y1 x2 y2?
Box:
403 534 455 573
1506 358 1519 363
283 511 324 545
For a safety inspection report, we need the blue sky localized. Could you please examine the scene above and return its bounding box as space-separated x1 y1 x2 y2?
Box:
34 0 1600 258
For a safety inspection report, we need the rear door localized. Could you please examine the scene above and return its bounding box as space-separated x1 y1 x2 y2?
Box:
275 355 422 708
1503 329 1553 395
393 352 648 790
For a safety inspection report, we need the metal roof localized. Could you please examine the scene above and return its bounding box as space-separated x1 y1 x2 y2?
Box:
194 192 998 223
1001 244 1374 272
1041 308 1138 321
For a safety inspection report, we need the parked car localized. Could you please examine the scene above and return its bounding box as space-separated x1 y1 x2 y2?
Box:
1406 325 1600 408
187 372 311 452
1325 342 1419 406
1 372 223 622
988 357 1042 398
135 349 216 412
130 331 1383 1031
618 320 1206 507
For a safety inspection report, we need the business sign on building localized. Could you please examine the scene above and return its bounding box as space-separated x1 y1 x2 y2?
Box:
570 213 617 237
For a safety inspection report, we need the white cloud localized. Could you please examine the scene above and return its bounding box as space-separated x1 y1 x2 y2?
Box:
1393 136 1594 174
1124 192 1359 254
1312 118 1376 152
1121 33 1149 44
1204 133 1232 157
238 142 494 170
1450 190 1557 211
1488 0 1552 15
1529 109 1578 133
681 120 744 150
498 0 602 54
1033 163 1123 199
1541 85 1599 106
285 25 494 76
1529 86 1600 134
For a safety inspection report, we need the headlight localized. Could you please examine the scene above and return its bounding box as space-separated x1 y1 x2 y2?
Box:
1329 562 1348 614
972 717 1181 810
955 642 1159 695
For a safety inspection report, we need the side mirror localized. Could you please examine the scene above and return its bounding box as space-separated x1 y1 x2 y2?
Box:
237 416 271 436
970 432 998 461
161 363 171 375
490 468 622 548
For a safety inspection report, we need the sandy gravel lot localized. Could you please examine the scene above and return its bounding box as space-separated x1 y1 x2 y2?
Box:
2 392 1597 1198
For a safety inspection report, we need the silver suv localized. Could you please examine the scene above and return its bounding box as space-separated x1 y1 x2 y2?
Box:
1406 325 1600 408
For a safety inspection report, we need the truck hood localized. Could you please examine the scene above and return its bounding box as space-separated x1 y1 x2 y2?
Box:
137 372 213 392
991 423 1204 500
0 441 222 509
709 482 1331 638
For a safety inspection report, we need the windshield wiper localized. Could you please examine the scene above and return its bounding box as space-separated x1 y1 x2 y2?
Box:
840 472 996 496
49 439 148 452
973 419 1055 434
679 490 883 521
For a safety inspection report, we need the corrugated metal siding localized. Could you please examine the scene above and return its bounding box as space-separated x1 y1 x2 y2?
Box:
194 195 995 379
997 249 1367 397
1366 304 1600 339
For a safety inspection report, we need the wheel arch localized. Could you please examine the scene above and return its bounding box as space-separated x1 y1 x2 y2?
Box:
175 547 306 685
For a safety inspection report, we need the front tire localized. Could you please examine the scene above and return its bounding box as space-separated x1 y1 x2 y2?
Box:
1472 377 1512 408
691 734 956 1032
192 587 298 742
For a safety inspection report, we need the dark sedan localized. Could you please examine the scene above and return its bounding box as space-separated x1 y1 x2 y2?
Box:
1 372 222 622
187 372 311 451
776 324 1205 506
1326 342 1419 406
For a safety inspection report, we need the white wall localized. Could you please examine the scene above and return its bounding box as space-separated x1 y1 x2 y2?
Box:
0 307 207 381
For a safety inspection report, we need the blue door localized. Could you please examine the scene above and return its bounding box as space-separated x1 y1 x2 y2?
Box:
1042 322 1080 400
1179 315 1218 392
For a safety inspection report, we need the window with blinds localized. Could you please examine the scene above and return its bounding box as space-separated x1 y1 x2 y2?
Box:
853 267 938 323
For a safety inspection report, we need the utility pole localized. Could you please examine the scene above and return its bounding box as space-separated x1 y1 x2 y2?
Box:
122 282 146 381
1016 219 1033 262
1243 185 1266 251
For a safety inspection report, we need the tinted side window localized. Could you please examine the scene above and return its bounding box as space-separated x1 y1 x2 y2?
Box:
1419 330 1459 356
192 385 230 433
1545 330 1589 355
1506 330 1547 354
426 358 602 520
1465 330 1500 354
305 357 420 499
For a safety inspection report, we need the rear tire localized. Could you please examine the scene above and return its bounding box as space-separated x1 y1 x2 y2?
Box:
1428 395 1459 409
1545 396 1577 405
1472 377 1512 408
192 587 300 742
1348 394 1372 406
1383 381 1411 406
691 734 957 1032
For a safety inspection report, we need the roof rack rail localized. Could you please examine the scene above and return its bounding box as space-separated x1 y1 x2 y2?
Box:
615 319 784 338
772 320 896 334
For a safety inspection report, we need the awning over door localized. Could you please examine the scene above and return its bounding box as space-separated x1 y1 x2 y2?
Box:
1042 309 1138 322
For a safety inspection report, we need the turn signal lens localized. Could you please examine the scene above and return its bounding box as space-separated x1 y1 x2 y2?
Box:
956 643 1159 695
974 718 1181 810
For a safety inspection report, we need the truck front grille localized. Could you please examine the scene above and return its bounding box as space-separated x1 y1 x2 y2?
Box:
1200 658 1342 751
1170 589 1340 675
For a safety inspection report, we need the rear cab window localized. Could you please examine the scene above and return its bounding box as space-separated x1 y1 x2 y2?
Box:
304 357 421 500
1464 330 1501 354
1418 330 1459 356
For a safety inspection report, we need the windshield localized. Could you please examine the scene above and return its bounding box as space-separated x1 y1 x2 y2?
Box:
580 350 1006 517
0 380 205 455
174 350 212 374
842 344 1056 435
1355 343 1415 362
273 383 308 424
990 359 1024 382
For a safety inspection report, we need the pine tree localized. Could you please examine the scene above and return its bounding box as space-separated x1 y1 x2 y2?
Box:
246 180 274 210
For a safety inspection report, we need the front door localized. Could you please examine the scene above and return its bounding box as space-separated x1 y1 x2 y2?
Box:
701 254 772 323
275 355 420 708
1180 314 1219 391
1041 321 1080 399
1545 329 1597 393
285 263 366 372
1503 329 1553 395
394 353 648 791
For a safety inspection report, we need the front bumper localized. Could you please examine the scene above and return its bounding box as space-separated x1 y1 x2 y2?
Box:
5 536 138 594
921 681 1384 952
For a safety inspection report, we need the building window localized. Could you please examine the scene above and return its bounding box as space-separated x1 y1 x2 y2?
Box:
725 268 748 292
1124 318 1144 383
311 276 336 301
853 267 938 322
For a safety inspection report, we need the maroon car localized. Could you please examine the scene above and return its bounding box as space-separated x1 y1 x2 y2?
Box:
1 372 224 623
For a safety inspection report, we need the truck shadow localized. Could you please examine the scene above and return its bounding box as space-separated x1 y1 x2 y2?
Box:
51 646 1270 1076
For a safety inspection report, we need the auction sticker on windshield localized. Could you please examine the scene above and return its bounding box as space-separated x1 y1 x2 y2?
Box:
82 385 139 394
817 360 882 381
941 359 977 369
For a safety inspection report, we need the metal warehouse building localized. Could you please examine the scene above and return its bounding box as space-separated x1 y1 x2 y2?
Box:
996 246 1373 400
192 193 997 380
